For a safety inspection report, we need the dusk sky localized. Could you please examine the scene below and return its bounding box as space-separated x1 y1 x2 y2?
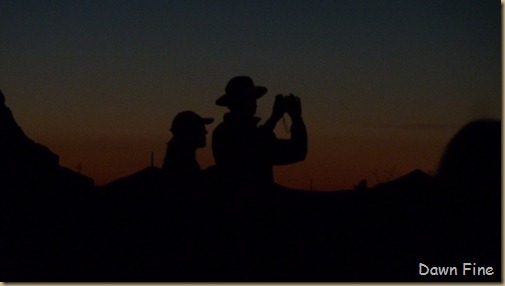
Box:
0 1 501 191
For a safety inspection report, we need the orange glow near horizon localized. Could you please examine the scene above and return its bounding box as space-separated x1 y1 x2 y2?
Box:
46 125 451 191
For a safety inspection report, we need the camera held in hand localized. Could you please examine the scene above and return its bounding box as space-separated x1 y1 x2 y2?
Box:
275 94 290 111
273 93 302 120
282 94 301 115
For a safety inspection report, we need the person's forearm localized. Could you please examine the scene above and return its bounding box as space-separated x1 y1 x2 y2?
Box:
290 115 308 159
290 114 304 126
262 113 282 131
290 122 307 141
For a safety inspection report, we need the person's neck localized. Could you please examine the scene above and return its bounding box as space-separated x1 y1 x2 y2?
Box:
225 112 259 122
169 137 196 156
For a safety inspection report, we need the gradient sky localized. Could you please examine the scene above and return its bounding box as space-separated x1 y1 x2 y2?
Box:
0 0 501 190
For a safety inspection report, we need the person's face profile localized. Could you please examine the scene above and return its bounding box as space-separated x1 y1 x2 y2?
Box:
229 91 257 117
194 124 207 148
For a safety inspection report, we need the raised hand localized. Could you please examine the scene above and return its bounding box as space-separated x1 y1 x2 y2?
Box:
271 94 286 120
286 94 302 119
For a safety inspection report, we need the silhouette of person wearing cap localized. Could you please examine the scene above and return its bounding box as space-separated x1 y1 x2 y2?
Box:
162 111 214 189
212 76 307 189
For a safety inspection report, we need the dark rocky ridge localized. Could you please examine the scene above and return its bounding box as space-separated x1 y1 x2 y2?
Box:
0 90 94 190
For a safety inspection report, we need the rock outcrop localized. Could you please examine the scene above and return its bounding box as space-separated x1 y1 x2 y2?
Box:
0 90 94 190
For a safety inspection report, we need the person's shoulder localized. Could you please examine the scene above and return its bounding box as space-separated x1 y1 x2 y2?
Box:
213 121 225 134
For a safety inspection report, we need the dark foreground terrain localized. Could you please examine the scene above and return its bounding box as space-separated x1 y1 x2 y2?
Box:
2 168 501 282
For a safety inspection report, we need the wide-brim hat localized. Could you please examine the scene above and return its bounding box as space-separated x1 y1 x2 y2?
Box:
170 111 214 133
216 76 267 106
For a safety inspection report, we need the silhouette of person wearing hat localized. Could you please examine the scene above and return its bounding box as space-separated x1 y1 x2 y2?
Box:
212 76 307 189
162 111 214 189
